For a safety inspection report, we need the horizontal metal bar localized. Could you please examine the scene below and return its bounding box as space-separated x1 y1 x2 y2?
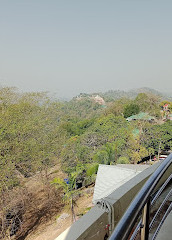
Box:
151 173 172 205
149 188 172 231
151 202 172 240
130 219 142 240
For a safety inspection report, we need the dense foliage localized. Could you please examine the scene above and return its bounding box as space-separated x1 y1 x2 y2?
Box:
141 121 172 152
0 88 66 192
123 103 140 118
0 87 171 190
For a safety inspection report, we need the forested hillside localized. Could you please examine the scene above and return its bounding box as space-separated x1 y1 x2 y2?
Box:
0 87 172 239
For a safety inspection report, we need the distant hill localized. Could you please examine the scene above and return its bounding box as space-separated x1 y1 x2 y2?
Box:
100 87 163 102
162 91 172 101
129 87 162 96
74 87 172 102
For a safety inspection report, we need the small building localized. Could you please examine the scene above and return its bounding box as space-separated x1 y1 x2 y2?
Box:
126 112 155 122
163 104 169 111
91 95 105 105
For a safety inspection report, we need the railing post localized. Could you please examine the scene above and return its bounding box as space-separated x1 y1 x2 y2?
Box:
141 199 151 240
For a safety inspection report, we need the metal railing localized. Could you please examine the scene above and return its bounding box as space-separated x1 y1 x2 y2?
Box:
109 153 172 240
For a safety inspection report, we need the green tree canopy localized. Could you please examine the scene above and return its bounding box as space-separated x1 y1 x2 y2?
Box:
134 93 161 117
123 103 140 118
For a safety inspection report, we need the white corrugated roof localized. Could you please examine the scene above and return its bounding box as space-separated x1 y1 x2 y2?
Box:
93 164 149 204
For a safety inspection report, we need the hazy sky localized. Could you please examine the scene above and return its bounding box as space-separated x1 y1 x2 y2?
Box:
0 0 172 98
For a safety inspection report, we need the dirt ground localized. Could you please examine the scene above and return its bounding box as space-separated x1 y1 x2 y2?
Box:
1 164 94 240
24 189 94 240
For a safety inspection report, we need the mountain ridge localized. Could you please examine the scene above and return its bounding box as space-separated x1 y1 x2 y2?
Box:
73 87 172 102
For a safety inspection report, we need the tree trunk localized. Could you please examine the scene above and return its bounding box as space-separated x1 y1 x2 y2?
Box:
158 141 161 161
71 196 76 223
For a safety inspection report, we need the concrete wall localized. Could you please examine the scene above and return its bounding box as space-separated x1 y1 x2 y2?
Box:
57 162 172 240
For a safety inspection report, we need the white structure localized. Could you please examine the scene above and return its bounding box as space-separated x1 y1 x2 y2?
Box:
90 95 105 105
93 164 149 204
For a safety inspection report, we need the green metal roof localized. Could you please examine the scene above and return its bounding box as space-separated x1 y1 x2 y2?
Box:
133 128 140 137
127 112 155 121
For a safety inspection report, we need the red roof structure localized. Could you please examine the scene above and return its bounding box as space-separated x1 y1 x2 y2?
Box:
163 104 169 111
163 104 169 107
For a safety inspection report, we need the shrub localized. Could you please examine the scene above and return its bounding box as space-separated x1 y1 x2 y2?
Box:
86 163 99 177
116 156 130 164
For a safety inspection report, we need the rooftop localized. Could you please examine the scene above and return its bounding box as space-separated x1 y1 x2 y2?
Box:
126 112 155 121
93 164 149 204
